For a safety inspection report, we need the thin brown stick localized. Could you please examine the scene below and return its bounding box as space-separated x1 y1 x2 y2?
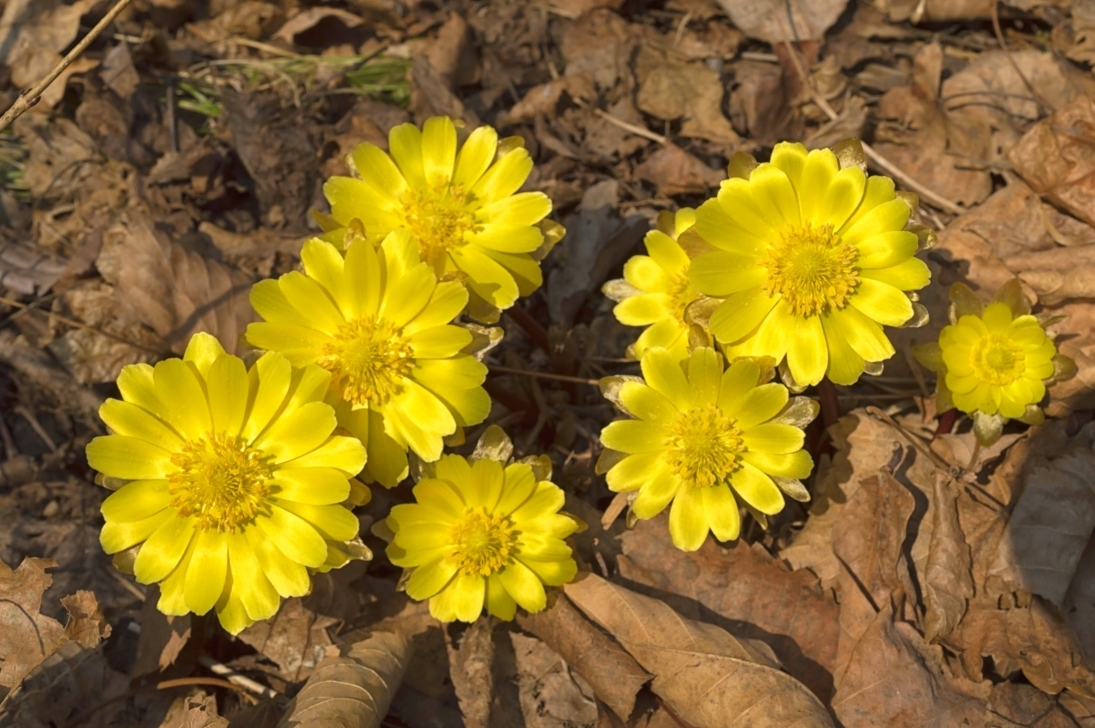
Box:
592 108 667 145
781 42 965 216
489 364 599 386
991 0 1054 115
0 0 135 133
0 294 162 353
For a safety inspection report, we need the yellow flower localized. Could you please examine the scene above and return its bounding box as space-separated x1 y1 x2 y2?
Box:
913 280 1076 445
598 347 816 552
604 208 702 360
687 141 933 388
322 116 563 322
85 333 368 634
384 447 579 622
246 232 492 488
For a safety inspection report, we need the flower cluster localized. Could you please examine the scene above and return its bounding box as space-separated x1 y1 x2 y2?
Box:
88 118 574 629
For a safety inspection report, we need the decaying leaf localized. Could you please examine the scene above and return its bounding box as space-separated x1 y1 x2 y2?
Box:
518 594 651 721
634 145 724 196
715 0 847 42
0 559 69 693
921 474 974 643
618 516 840 703
509 631 599 728
238 598 338 683
447 618 494 728
634 45 740 145
277 631 412 728
158 690 230 728
565 574 834 728
0 0 98 108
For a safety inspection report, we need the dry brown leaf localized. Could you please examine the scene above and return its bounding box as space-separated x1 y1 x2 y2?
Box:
132 590 192 678
59 591 111 650
564 574 834 728
618 516 839 703
635 45 740 145
447 618 494 728
547 0 624 18
0 240 66 296
499 76 597 126
0 0 97 105
278 631 411 728
1064 529 1095 664
831 604 987 726
272 6 364 43
238 598 338 683
1005 245 1095 306
715 0 846 42
158 690 230 728
634 145 723 196
509 632 599 728
559 9 633 90
921 474 974 643
518 594 651 721
0 330 104 418
0 558 67 692
95 215 256 356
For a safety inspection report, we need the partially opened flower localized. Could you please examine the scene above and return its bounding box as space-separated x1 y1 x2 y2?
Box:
246 232 492 488
322 116 564 322
687 140 933 388
913 280 1076 445
383 445 580 622
86 333 368 634
598 347 817 551
603 208 703 361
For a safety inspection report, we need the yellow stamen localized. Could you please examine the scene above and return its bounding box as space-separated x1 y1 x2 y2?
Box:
448 507 517 576
664 404 744 488
760 223 859 317
168 433 273 532
318 317 415 407
401 181 482 267
970 334 1026 385
666 272 698 324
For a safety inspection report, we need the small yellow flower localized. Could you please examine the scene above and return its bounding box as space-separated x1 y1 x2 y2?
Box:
604 208 702 360
598 347 817 551
687 141 933 388
323 116 563 322
384 444 579 622
246 232 492 488
86 333 368 634
913 280 1076 445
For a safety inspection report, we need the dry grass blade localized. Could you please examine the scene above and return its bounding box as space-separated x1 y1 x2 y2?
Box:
276 631 411 728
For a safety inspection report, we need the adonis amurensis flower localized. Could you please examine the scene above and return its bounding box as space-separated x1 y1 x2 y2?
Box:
598 347 817 551
603 208 704 361
86 334 368 634
381 429 580 622
687 140 934 389
321 116 564 322
913 280 1076 446
246 232 492 488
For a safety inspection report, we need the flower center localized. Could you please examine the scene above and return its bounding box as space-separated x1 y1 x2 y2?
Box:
168 433 273 532
448 507 518 576
664 404 744 488
666 272 698 325
760 223 860 317
970 334 1025 385
318 317 415 407
401 181 482 268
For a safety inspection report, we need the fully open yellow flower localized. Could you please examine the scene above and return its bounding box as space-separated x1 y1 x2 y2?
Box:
85 333 368 634
599 347 816 551
384 451 579 622
246 232 491 488
322 116 563 322
914 280 1075 445
604 208 701 360
687 141 932 388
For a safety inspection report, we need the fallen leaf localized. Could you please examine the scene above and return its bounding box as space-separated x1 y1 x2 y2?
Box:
547 0 624 18
447 618 494 728
95 215 256 356
0 330 104 419
986 682 1081 728
0 0 97 103
509 632 599 728
132 590 192 678
635 45 740 145
2 640 129 727
518 594 651 721
159 690 230 728
921 474 974 643
278 632 411 728
59 591 110 650
634 144 723 196
728 59 792 142
559 9 633 90
0 239 66 296
1064 529 1095 663
499 75 596 127
0 558 68 692
618 516 840 703
715 0 847 42
565 574 835 728
238 598 338 683
410 55 482 128
271 6 364 44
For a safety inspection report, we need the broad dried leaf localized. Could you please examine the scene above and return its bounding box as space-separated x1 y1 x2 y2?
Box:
634 145 724 196
635 46 739 145
715 0 846 42
618 516 839 703
518 594 651 721
0 240 65 296
921 474 974 643
565 574 834 728
277 631 411 728
0 0 97 107
238 598 337 683
0 558 67 691
95 216 256 356
447 618 494 728
158 690 230 728
509 632 599 728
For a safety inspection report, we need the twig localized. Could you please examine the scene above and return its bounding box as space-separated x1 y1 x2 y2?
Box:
13 405 57 452
198 655 280 699
781 42 966 216
991 0 1055 115
0 294 162 353
0 0 135 133
489 364 599 386
592 108 667 145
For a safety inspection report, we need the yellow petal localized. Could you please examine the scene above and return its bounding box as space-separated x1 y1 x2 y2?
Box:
855 231 918 270
422 116 458 184
283 434 365 475
403 281 469 334
860 257 930 292
769 141 807 190
821 310 866 386
640 347 692 410
271 468 351 505
99 399 183 452
430 572 485 622
669 484 708 551
454 125 499 188
623 255 670 293
245 322 329 366
495 464 539 515
786 314 828 387
301 239 351 319
276 500 359 542
748 163 800 228
257 507 327 567
743 423 805 454
620 381 678 421
849 279 913 327
183 333 227 380
614 293 671 326
797 148 839 224
227 532 280 621
730 462 784 515
471 148 533 205
278 271 345 336
364 408 409 487
632 469 680 518
477 192 551 227
709 290 779 347
486 574 518 620
717 359 761 417
498 560 547 612
407 558 458 600
702 483 740 542
383 380 455 460
154 359 212 440
689 252 766 297
450 246 520 310
207 354 248 437
184 529 228 615
389 122 426 186
470 224 543 254
819 166 866 230
827 306 895 363
256 401 337 463
87 435 174 480
736 384 789 429
350 142 408 202
134 515 197 584
687 347 723 406
644 230 689 276
840 199 910 248
245 524 311 597
342 235 383 320
100 510 172 554
102 480 171 523
741 449 813 479
409 325 473 359
605 452 665 492
518 554 576 587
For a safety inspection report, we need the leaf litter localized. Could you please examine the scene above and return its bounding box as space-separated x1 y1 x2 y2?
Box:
3 0 1095 725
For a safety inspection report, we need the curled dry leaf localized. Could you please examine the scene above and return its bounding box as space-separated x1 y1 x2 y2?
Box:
158 690 230 728
564 574 834 728
277 631 412 728
238 598 338 684
95 216 256 356
518 593 652 721
634 145 724 197
634 45 739 145
446 617 494 728
715 0 846 42
921 474 974 643
617 516 839 703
